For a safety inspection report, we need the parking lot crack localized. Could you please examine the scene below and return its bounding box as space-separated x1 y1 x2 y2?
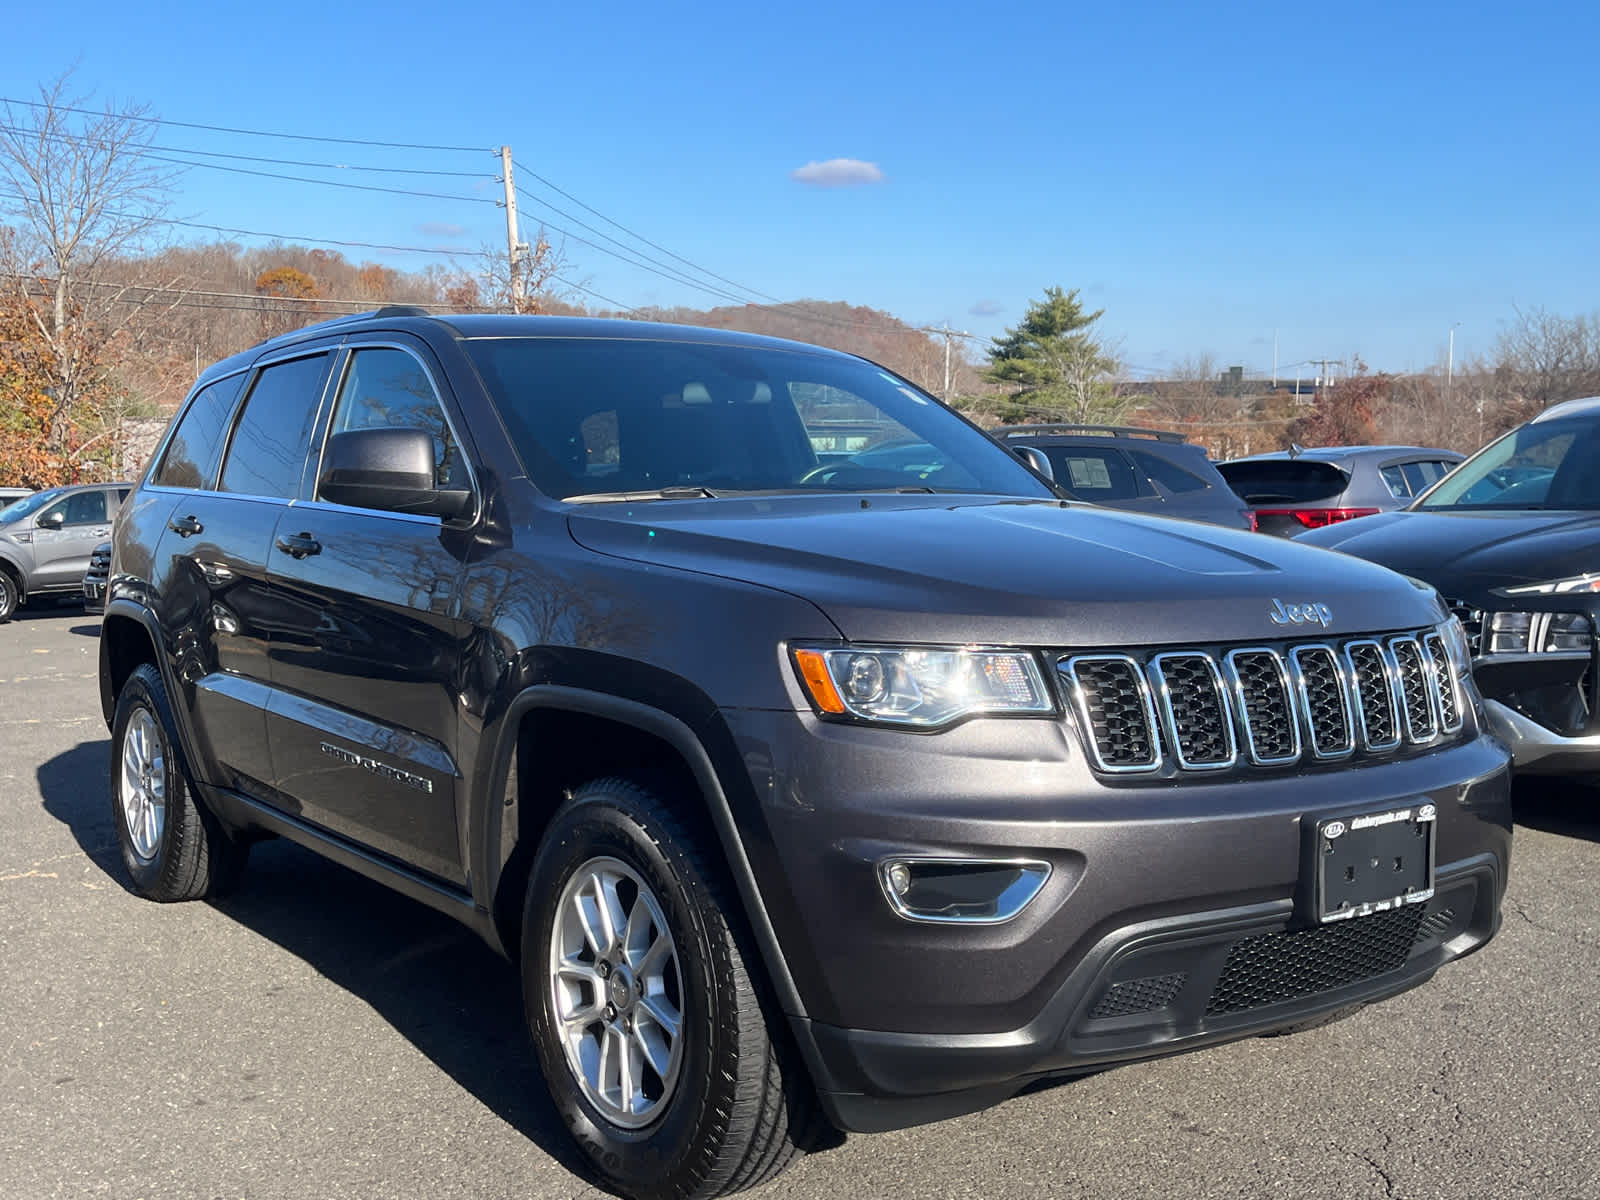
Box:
1347 1130 1398 1199
1430 1046 1465 1131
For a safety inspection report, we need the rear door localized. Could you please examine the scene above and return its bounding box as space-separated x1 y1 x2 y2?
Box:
149 355 332 794
263 340 477 885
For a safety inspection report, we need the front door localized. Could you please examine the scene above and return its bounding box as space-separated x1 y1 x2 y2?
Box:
32 489 113 589
263 343 475 885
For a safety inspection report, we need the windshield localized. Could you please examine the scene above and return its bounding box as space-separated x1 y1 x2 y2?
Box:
0 488 58 524
1416 417 1600 510
463 337 1054 501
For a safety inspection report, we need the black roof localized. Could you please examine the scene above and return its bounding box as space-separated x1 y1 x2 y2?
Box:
196 309 862 389
988 423 1190 445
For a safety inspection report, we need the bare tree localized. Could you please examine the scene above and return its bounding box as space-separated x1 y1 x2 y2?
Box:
0 71 184 454
441 227 577 314
1494 306 1600 417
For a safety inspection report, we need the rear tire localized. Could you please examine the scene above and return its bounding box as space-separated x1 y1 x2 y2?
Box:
110 663 247 901
523 777 818 1199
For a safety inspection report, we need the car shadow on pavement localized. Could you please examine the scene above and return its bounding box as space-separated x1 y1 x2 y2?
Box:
1511 776 1600 844
67 623 101 638
37 739 124 879
36 739 606 1192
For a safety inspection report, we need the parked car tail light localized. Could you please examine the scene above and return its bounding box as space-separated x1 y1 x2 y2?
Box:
1242 509 1258 532
1253 507 1380 529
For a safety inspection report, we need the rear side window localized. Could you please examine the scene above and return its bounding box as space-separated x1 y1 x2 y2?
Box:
1040 447 1146 500
324 348 470 493
1130 449 1210 494
1216 460 1349 505
155 374 246 489
220 355 331 499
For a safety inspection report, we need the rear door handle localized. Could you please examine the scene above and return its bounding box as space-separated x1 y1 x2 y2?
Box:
168 514 203 537
275 532 322 559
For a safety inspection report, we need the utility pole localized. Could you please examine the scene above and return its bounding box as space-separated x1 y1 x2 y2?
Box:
499 146 527 313
1447 321 1460 408
919 323 978 403
1272 329 1278 388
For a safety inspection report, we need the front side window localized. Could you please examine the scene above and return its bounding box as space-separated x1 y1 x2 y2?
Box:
156 374 247 490
1418 421 1595 510
463 337 1049 500
43 490 107 526
323 348 469 494
220 355 331 500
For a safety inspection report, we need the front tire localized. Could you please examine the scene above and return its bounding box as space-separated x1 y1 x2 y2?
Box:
110 663 246 900
0 571 17 623
523 777 817 1199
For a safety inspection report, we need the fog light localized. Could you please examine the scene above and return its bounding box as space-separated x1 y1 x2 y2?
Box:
877 858 1051 924
885 861 913 897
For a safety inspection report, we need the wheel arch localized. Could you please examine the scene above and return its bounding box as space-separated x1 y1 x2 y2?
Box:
0 552 25 603
482 685 808 1020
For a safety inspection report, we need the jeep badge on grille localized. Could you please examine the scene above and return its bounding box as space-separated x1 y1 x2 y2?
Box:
1269 598 1333 627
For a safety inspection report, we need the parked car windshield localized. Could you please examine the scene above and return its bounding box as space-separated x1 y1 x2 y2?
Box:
464 336 1054 501
1416 417 1600 510
0 488 60 524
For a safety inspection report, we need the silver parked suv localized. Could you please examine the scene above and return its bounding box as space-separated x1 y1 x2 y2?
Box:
0 483 131 622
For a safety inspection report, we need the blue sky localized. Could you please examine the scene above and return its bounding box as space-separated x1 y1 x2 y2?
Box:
2 0 1596 376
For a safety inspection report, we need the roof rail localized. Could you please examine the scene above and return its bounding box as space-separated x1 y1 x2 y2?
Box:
989 423 1188 444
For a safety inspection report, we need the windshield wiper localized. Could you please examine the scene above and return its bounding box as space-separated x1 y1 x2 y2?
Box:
564 486 719 503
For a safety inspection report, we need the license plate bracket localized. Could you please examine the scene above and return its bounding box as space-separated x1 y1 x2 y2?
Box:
1312 803 1436 923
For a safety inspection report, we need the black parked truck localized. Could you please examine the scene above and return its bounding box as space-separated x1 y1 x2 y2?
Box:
99 310 1510 1200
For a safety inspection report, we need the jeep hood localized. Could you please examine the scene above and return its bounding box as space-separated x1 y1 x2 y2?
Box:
1295 508 1600 600
567 496 1441 645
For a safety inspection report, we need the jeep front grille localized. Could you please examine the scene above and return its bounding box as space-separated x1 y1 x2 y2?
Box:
1060 628 1465 775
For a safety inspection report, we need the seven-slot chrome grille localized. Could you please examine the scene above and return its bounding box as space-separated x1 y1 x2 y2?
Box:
1062 629 1466 775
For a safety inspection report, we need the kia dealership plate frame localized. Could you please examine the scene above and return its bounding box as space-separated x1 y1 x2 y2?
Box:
1307 803 1437 924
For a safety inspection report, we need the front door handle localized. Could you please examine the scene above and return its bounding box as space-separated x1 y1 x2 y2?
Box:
168 514 203 537
275 532 322 559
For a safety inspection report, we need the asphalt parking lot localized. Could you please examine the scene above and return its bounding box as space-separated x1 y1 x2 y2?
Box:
1 607 1597 1200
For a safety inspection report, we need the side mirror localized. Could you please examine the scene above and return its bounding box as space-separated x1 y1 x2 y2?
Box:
1014 445 1054 483
36 510 65 530
319 428 473 520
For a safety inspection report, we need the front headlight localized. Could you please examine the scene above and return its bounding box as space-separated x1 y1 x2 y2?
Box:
791 644 1053 727
1496 574 1600 596
1485 610 1593 654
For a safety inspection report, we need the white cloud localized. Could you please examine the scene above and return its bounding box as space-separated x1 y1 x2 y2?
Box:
416 221 467 237
789 158 885 188
969 300 1004 317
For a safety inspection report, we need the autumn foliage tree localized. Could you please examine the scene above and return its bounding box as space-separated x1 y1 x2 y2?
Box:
1287 362 1382 447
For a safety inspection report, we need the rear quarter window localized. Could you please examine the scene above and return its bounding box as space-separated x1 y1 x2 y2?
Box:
156 374 247 489
1129 449 1211 494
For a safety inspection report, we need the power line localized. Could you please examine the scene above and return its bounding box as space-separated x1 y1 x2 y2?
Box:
139 152 500 207
516 161 788 307
0 94 491 154
0 123 489 179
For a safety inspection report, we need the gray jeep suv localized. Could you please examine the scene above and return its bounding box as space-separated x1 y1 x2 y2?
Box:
0 482 131 621
97 310 1510 1200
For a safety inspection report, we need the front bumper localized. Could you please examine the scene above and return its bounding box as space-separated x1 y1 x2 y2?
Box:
1481 697 1600 774
724 709 1512 1132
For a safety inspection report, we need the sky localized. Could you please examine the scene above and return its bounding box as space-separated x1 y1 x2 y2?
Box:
2 0 1596 377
